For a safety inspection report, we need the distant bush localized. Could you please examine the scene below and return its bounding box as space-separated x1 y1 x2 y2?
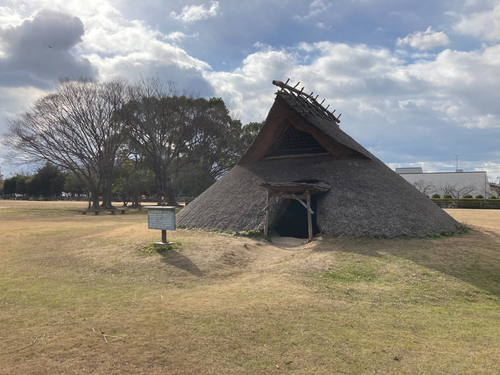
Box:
463 194 473 199
443 194 453 199
475 194 484 199
488 195 498 200
431 194 441 199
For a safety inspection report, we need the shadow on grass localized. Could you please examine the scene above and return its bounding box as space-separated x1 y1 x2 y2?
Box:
158 248 204 277
315 229 500 297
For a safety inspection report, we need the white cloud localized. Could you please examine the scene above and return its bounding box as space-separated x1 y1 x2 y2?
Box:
0 6 24 28
316 22 331 30
294 0 332 23
461 114 500 129
46 3 212 85
80 16 210 83
203 41 500 145
0 84 48 177
164 31 199 43
0 3 212 87
397 27 450 50
453 4 500 41
203 48 297 121
0 85 46 120
170 1 220 23
0 9 97 87
410 52 437 60
204 42 404 123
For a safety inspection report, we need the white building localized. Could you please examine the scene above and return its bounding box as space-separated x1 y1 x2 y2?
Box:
396 167 490 198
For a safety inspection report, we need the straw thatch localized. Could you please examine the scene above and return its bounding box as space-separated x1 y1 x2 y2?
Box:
177 83 460 237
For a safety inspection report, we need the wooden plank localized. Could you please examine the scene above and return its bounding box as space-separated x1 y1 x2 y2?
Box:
306 191 312 242
281 193 306 200
264 191 270 237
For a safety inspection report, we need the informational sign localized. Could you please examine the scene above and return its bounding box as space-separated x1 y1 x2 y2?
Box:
145 206 176 230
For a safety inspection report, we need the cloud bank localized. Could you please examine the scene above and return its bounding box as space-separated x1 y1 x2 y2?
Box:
0 9 96 88
0 0 499 179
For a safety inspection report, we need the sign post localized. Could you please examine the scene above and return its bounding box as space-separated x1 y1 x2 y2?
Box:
144 206 176 246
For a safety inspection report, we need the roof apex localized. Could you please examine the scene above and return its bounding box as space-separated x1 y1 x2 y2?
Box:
238 81 374 165
272 79 341 123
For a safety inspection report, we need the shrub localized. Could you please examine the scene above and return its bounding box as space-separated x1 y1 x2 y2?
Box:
443 194 453 199
475 194 484 199
431 194 441 199
456 223 471 235
488 195 498 200
440 230 454 237
463 194 473 199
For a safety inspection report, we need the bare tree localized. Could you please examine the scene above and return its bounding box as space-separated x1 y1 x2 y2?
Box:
489 178 500 198
412 179 436 196
121 78 242 205
4 78 129 210
440 183 477 199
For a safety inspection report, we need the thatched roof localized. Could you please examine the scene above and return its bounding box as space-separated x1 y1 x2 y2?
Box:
177 81 460 237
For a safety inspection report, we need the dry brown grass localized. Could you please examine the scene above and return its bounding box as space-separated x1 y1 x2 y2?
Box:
0 200 499 374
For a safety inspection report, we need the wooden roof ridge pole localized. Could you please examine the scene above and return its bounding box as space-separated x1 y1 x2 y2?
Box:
272 79 341 123
273 80 314 100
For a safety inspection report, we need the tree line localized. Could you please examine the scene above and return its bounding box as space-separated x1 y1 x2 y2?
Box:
2 78 263 208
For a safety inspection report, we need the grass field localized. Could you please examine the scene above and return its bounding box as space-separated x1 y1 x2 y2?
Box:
0 201 499 374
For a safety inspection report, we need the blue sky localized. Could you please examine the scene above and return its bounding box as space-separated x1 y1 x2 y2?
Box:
1 0 499 181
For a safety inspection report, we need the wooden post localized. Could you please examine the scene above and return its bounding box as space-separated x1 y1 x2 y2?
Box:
306 190 312 242
162 230 167 243
264 191 270 237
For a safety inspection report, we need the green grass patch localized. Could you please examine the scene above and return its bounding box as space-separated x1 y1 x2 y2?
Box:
427 223 471 238
137 242 182 256
320 265 378 282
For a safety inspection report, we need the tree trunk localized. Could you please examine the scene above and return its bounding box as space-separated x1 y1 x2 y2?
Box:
91 191 100 210
166 177 178 206
101 180 115 209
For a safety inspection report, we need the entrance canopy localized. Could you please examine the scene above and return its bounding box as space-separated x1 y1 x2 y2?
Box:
261 181 331 241
261 181 331 194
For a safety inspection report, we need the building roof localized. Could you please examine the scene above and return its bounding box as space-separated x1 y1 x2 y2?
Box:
396 167 423 174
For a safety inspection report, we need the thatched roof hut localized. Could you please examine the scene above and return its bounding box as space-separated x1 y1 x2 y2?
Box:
177 80 460 238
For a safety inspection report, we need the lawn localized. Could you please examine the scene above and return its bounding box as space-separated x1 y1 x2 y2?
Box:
0 201 499 374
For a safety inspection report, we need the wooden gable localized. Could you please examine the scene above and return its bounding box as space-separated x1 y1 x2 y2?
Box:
238 94 367 165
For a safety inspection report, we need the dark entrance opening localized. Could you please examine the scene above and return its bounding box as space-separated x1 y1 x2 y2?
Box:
273 195 320 239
